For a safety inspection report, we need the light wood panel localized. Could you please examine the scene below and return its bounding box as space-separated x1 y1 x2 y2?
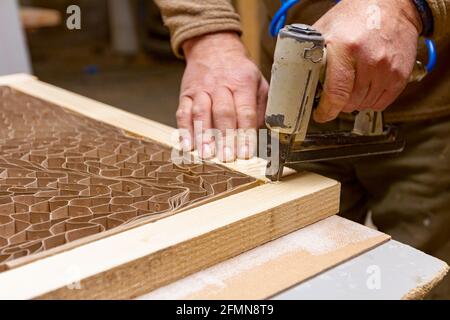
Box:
141 216 391 300
0 74 341 299
0 173 339 299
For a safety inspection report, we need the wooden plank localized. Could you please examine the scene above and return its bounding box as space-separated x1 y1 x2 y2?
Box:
3 178 261 272
0 73 36 85
0 74 340 299
0 82 260 270
140 216 391 300
0 173 339 299
7 75 286 181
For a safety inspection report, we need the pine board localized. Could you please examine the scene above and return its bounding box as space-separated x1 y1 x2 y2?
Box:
141 216 391 300
0 74 342 299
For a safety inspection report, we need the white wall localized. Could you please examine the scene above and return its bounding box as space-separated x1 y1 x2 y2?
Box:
0 0 31 75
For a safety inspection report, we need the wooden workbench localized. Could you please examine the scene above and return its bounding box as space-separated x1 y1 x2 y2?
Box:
0 74 446 299
140 216 448 300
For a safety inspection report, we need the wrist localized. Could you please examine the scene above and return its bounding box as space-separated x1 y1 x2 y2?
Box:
182 32 247 60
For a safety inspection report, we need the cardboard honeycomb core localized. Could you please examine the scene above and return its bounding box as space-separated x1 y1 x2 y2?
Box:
0 87 255 268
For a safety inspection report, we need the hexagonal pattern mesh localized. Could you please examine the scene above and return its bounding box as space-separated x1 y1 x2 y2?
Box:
0 87 255 267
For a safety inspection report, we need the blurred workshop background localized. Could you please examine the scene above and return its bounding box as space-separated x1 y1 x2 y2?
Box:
0 0 259 128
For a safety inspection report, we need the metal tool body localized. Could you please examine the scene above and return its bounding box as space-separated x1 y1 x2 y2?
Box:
265 24 419 181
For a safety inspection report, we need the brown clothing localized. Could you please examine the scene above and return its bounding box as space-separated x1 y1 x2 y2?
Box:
154 0 242 58
155 0 450 123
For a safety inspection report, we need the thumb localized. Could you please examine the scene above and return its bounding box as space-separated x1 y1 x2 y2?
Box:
314 45 355 123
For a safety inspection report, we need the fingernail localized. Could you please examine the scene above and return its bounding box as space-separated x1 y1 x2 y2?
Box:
181 138 192 151
202 144 212 159
222 147 235 162
238 145 250 159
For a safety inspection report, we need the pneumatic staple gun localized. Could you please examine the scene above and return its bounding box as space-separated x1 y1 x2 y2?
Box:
265 24 428 181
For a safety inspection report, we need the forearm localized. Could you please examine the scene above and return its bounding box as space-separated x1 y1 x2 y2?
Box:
154 0 242 58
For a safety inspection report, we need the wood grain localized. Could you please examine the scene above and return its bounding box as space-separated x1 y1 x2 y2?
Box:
0 85 261 271
0 173 339 299
141 216 391 300
0 75 341 299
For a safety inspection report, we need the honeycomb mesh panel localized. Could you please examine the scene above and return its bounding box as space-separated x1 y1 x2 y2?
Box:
0 87 255 267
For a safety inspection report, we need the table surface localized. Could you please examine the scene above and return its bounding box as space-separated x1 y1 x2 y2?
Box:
273 240 447 300
139 235 448 300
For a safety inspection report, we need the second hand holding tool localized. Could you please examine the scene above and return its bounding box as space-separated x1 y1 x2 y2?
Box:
265 1 436 181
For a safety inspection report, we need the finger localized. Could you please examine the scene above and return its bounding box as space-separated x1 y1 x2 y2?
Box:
359 68 388 109
343 62 371 113
256 77 269 128
212 87 237 132
314 45 355 123
191 91 213 159
365 68 408 111
221 132 237 163
212 87 237 162
234 86 257 130
234 82 258 160
235 77 268 160
176 95 194 151
371 85 406 112
237 128 257 159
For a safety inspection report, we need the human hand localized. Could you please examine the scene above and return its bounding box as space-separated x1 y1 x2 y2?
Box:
177 32 268 162
312 0 422 123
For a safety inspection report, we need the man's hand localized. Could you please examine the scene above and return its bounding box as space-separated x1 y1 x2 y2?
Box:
178 32 268 161
313 0 422 123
